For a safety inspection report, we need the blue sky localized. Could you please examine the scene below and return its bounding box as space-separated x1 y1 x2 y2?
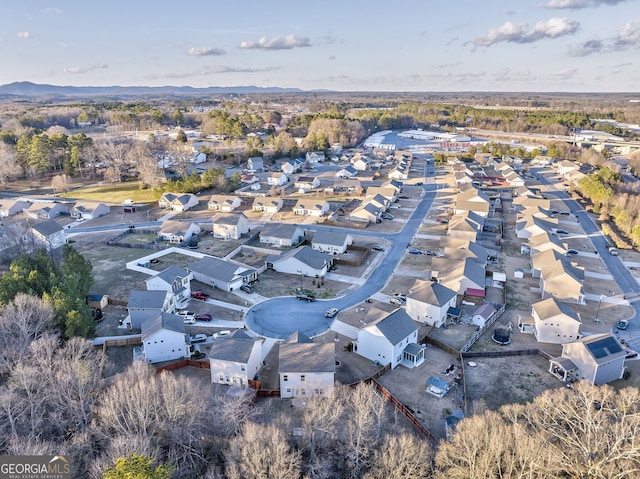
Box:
0 0 638 91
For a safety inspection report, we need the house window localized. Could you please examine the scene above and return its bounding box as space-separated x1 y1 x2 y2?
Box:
286 389 292 393
241 365 246 371
283 375 288 382
301 375 306 382
219 375 224 381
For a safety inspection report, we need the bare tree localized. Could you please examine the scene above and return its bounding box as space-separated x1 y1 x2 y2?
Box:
8 363 50 441
128 142 161 188
225 422 301 479
211 388 257 437
95 141 131 182
51 173 73 193
0 142 22 189
364 433 433 479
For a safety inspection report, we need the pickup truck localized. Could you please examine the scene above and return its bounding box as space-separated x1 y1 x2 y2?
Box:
296 292 316 302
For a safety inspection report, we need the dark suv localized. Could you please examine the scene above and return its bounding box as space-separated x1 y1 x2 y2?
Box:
296 292 316 302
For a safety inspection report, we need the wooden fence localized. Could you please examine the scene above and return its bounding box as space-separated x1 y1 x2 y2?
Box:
155 359 211 373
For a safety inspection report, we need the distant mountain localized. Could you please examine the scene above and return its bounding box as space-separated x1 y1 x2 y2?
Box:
0 81 306 97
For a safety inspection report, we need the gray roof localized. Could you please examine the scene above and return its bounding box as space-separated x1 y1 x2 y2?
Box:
188 256 255 283
208 336 260 363
463 258 486 289
371 309 419 345
141 312 185 340
268 246 330 270
312 230 350 247
31 220 63 236
286 330 313 343
279 342 335 373
533 297 580 322
213 212 246 225
260 223 303 239
574 333 626 364
408 280 457 306
151 265 190 284
128 290 169 308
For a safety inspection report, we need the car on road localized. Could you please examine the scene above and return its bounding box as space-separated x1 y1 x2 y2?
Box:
372 245 385 252
415 182 424 186
296 292 316 302
399 195 410 199
191 333 207 343
191 291 210 301
556 229 569 235
325 308 340 318
195 313 212 322
240 284 254 294
617 319 629 330
566 249 578 255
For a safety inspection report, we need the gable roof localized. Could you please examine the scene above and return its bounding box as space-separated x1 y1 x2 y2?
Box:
407 280 457 306
312 230 350 247
268 246 330 270
259 223 303 239
533 297 580 322
31 220 63 236
569 333 625 365
150 265 190 285
209 335 260 363
213 212 247 225
159 219 197 236
279 341 335 373
369 309 418 345
188 256 255 282
128 290 169 308
141 312 185 340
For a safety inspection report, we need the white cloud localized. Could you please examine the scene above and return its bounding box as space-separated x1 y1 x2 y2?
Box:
42 7 62 14
17 32 33 39
568 18 640 55
187 47 225 56
239 34 310 50
543 0 628 9
472 17 579 47
64 64 108 74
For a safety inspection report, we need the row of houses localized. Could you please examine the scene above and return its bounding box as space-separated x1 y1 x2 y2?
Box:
0 198 110 221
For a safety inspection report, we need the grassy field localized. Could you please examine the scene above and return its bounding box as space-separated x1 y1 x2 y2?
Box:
60 181 159 204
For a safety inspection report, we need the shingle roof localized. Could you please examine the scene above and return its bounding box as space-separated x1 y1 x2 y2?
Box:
408 280 457 306
312 230 350 247
370 309 419 345
31 220 63 236
188 256 255 283
127 290 169 308
533 297 580 322
141 312 185 340
279 342 335 373
208 336 260 363
152 265 190 285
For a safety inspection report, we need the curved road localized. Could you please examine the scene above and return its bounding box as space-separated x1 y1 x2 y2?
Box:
246 161 438 339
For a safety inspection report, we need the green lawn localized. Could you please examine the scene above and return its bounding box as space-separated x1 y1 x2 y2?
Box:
60 182 159 204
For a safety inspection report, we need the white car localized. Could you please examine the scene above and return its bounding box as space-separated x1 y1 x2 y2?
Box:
191 333 207 343
177 310 196 324
212 330 231 339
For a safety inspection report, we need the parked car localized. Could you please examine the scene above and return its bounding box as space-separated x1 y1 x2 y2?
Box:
566 249 578 255
425 250 438 256
177 310 196 324
408 249 422 255
625 349 638 360
372 244 385 252
617 319 629 330
325 308 340 318
195 313 212 322
296 292 316 302
212 330 231 339
191 333 207 343
382 213 394 220
240 284 254 294
390 297 405 306
191 291 210 301
556 229 569 235
399 195 410 199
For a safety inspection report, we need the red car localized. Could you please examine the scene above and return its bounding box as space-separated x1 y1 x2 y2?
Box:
195 313 212 322
191 291 210 301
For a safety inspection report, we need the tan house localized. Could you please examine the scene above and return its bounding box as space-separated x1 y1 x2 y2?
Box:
207 195 242 212
212 212 249 240
519 297 582 344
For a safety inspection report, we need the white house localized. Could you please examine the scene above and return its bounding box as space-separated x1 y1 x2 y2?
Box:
430 257 486 296
158 193 199 212
212 212 249 240
252 197 283 214
140 312 190 363
279 331 335 399
471 303 497 328
259 223 305 247
294 176 321 190
23 202 67 220
521 297 582 344
247 157 264 172
0 199 30 217
70 201 110 220
158 220 201 244
311 230 352 255
549 334 626 385
405 280 458 328
349 202 382 224
209 330 262 388
306 151 325 164
266 246 331 278
336 165 358 178
293 199 329 217
353 308 422 369
127 290 174 329
30 220 66 252
207 195 242 212
188 256 258 292
145 265 193 306
267 172 288 187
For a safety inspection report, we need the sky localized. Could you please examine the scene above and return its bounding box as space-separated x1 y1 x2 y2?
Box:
0 0 639 92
